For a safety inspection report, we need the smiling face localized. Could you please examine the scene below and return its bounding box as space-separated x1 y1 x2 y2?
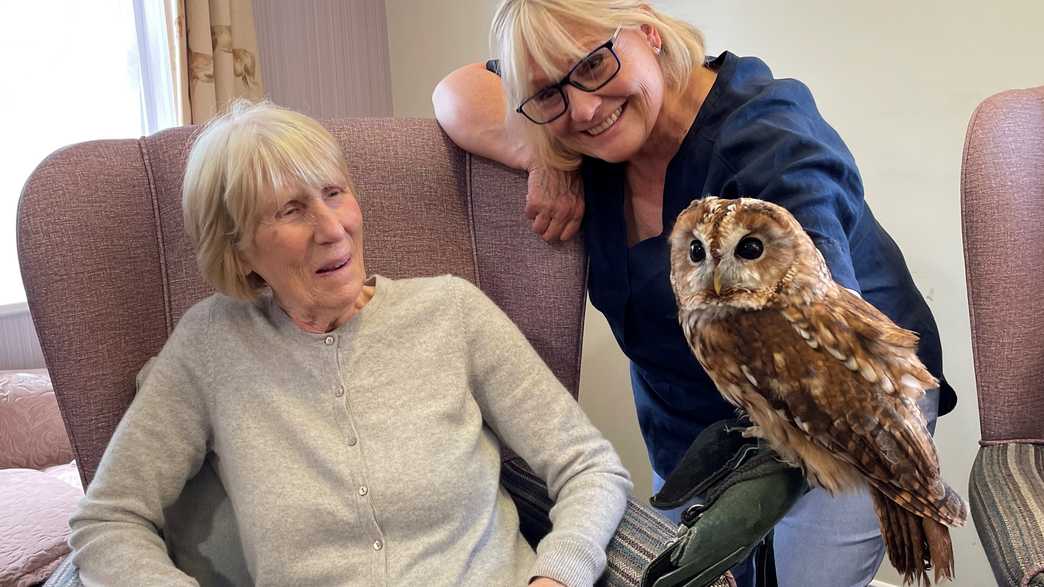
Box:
529 25 666 163
491 0 707 170
240 177 367 331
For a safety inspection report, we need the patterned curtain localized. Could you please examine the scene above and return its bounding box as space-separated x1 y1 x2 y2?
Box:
168 0 265 124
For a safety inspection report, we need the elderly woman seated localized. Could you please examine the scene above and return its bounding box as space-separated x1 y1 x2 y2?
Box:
67 101 632 586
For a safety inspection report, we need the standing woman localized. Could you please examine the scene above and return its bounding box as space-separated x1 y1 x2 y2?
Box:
432 1 956 586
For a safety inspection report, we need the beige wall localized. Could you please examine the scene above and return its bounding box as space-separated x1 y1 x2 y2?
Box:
385 0 497 117
386 1 1044 585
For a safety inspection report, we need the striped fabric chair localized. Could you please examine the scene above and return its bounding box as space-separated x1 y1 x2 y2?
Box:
17 118 730 586
961 86 1044 587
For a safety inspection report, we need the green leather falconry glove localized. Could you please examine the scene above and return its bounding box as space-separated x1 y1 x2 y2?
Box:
641 419 807 587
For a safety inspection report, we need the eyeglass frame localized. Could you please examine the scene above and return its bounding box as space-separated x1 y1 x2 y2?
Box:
515 27 623 125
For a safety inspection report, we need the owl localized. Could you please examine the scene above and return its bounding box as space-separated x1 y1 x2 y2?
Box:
667 196 967 585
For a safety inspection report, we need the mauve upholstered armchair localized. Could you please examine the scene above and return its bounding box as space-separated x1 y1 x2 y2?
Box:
18 118 730 586
961 86 1044 587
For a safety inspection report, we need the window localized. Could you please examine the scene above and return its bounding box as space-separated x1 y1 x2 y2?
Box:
0 0 177 307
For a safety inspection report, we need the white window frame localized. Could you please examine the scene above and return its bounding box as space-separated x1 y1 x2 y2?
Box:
3 0 179 311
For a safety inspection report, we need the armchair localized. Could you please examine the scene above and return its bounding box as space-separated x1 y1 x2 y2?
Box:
18 118 724 586
961 86 1044 586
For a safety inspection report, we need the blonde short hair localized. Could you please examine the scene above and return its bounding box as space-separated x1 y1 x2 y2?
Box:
491 0 705 170
181 99 352 300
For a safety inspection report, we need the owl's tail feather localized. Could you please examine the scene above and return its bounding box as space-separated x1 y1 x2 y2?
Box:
871 488 956 585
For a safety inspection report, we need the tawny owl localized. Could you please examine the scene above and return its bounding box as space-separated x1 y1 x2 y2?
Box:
668 196 967 585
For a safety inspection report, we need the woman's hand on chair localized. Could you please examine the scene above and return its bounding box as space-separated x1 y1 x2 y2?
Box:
526 165 585 242
529 577 567 587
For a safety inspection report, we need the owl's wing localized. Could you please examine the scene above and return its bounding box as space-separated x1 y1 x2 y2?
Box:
720 292 962 526
781 286 937 398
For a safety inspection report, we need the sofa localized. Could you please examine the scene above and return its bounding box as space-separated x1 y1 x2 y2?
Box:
0 369 82 586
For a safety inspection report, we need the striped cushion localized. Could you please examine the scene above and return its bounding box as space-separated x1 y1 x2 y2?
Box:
501 457 732 587
41 554 79 587
969 444 1044 586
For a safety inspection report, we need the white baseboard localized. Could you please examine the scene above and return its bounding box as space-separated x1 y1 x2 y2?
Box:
0 301 46 370
0 301 29 318
869 581 899 587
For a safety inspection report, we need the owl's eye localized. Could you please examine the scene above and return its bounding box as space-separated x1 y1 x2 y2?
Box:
689 240 706 263
735 236 764 260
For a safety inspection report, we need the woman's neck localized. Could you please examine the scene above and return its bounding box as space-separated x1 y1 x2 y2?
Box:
283 284 376 334
630 65 718 174
621 65 719 246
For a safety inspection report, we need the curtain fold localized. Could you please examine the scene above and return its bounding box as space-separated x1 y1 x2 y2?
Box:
168 0 265 124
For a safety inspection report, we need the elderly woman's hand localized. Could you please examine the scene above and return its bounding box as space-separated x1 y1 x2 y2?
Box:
529 577 567 587
526 165 585 242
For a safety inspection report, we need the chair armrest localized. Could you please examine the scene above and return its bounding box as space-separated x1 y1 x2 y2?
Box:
501 457 731 587
969 444 1044 586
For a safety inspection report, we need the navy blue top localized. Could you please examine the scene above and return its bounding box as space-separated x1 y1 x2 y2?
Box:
581 52 956 478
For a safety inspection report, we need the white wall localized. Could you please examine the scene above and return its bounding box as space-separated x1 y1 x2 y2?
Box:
387 1 1044 585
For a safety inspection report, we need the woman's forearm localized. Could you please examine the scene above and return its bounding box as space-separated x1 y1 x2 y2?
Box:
460 277 630 584
432 63 532 170
69 348 210 585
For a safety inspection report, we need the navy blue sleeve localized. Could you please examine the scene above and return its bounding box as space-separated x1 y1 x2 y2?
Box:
709 80 865 292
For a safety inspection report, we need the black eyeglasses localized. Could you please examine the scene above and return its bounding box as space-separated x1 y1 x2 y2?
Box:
516 27 622 125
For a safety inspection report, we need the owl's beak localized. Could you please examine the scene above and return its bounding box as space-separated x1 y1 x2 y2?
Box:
713 269 723 295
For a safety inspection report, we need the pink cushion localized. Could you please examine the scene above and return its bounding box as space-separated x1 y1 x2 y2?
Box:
0 370 73 469
0 468 82 586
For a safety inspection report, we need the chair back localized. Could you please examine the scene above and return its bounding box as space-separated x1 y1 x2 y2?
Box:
17 119 586 486
960 86 1044 443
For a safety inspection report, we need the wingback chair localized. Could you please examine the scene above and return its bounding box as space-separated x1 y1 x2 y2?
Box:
961 86 1044 586
17 118 721 586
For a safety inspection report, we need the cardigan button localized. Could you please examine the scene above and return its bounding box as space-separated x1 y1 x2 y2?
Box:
323 336 335 345
373 540 383 551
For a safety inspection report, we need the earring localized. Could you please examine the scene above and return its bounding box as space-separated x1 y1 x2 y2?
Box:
654 46 662 55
